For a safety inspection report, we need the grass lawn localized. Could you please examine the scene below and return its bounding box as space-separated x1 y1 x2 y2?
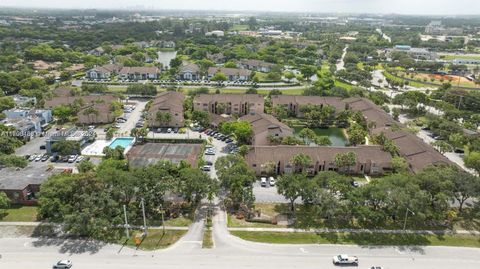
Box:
230 24 249 31
440 54 480 61
334 80 354 90
231 231 480 248
0 206 38 222
202 229 213 248
121 229 186 250
106 85 128 93
162 216 193 227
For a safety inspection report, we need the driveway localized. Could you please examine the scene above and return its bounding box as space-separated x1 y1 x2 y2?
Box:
15 136 47 156
117 100 147 136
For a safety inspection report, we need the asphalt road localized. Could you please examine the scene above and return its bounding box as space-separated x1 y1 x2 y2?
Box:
2 200 480 269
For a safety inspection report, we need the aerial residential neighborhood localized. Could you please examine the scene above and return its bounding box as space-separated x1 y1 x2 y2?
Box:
0 1 480 269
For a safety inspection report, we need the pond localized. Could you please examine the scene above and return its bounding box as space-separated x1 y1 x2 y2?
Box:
157 51 177 69
293 127 348 147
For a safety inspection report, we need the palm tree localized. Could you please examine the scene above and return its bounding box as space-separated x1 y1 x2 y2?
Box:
291 153 311 173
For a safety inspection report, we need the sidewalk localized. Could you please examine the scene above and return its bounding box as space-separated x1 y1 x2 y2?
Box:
227 227 480 235
0 221 189 230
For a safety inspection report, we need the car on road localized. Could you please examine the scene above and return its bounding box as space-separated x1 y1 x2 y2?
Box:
52 259 72 269
268 177 276 186
332 254 358 266
260 177 267 187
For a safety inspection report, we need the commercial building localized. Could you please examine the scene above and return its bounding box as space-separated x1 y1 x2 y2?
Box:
386 45 438 61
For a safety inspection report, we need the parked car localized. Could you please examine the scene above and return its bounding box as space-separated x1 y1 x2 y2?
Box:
167 128 172 133
260 177 267 187
50 155 60 162
205 149 215 156
205 160 213 166
35 155 42 162
67 155 78 163
52 259 73 269
40 145 46 150
202 165 211 172
268 177 276 186
28 154 37 161
351 181 359 187
367 267 384 269
24 154 31 160
76 156 85 163
332 254 358 266
41 154 50 162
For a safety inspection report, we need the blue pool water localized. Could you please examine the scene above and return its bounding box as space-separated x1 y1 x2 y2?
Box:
109 137 134 149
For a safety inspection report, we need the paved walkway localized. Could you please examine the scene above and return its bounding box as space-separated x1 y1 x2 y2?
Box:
0 221 189 231
227 227 480 235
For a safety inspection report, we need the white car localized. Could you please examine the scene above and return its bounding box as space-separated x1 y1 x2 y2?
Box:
333 254 358 266
53 259 72 269
67 155 77 163
260 177 267 187
268 177 276 186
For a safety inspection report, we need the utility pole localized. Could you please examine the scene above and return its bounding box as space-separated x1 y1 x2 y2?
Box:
141 198 147 236
123 204 129 238
160 205 165 235
403 207 415 231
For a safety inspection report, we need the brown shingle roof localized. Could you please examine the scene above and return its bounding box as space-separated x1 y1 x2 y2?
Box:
147 91 185 127
245 145 392 167
77 103 115 124
119 66 159 74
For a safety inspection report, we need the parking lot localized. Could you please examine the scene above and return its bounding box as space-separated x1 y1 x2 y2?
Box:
253 180 290 204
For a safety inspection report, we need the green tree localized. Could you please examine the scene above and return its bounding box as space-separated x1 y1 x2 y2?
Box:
465 152 480 175
215 155 256 210
211 72 227 82
103 146 125 160
391 156 409 174
192 110 210 127
77 160 95 173
178 167 218 204
431 140 452 154
314 136 332 146
0 191 10 214
51 141 81 155
277 173 307 212
272 105 288 120
53 105 74 123
298 128 316 144
451 170 480 212
0 96 15 112
156 111 172 126
347 123 367 146
334 152 357 174
220 121 252 145
291 153 311 173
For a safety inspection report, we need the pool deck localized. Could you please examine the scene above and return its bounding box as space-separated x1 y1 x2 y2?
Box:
81 137 135 156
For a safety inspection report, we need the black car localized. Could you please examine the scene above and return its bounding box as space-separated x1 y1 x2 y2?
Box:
205 160 213 166
39 145 46 150
225 138 233 143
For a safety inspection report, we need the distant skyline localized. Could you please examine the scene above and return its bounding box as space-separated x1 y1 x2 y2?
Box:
1 0 480 15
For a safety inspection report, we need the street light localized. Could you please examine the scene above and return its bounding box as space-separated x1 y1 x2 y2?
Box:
403 207 415 231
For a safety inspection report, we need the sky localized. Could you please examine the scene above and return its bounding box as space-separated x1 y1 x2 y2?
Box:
0 0 479 15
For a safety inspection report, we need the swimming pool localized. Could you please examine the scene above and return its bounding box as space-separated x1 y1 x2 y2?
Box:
109 137 135 149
